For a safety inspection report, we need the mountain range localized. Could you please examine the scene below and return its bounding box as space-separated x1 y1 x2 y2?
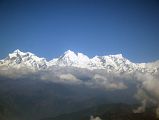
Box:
0 49 158 74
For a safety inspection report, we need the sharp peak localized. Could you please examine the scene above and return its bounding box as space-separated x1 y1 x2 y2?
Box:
63 50 88 56
63 50 124 59
13 49 23 53
64 50 76 54
8 49 25 56
9 49 35 57
62 50 78 59
7 49 46 61
109 54 123 58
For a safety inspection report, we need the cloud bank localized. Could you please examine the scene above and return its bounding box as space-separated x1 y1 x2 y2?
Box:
0 66 159 117
133 72 159 117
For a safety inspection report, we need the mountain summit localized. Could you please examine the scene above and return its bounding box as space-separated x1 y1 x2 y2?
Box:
0 49 47 70
0 49 158 73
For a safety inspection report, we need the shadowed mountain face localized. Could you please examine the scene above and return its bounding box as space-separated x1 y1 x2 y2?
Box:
0 50 159 120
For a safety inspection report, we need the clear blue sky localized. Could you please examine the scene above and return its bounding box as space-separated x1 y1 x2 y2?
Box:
0 0 159 62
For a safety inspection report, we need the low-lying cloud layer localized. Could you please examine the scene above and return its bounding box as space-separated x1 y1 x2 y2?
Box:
0 66 159 117
85 74 127 90
133 73 159 117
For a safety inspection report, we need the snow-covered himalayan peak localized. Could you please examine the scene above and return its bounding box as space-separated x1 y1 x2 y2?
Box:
50 50 90 67
59 50 79 64
0 49 158 73
0 49 48 70
49 50 158 73
61 50 90 63
91 54 126 69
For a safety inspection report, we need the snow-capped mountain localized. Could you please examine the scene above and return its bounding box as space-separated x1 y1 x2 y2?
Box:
0 49 48 70
0 49 158 73
50 50 158 73
50 50 90 68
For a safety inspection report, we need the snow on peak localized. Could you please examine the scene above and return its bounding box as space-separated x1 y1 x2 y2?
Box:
54 50 90 67
8 49 25 58
109 54 123 59
62 50 90 61
64 50 76 55
0 49 158 74
13 49 22 53
1 49 48 70
77 52 90 62
62 50 77 60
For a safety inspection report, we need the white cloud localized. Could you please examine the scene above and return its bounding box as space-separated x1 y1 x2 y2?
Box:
87 74 127 90
59 73 81 84
90 116 102 120
59 74 78 81
1 65 159 117
0 68 35 79
133 73 159 117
